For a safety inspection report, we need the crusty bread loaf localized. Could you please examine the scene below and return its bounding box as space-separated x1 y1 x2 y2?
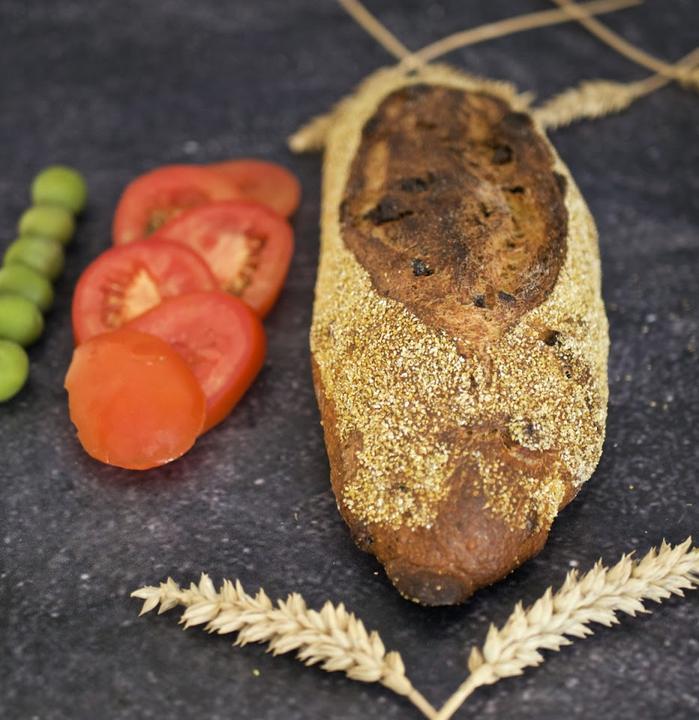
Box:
299 64 609 605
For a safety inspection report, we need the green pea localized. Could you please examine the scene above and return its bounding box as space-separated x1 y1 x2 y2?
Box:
0 264 54 312
18 205 75 245
0 294 44 346
4 236 65 280
0 339 29 402
31 165 88 215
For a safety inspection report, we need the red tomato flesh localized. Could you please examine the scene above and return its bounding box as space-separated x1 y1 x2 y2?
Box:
208 160 301 218
65 329 206 470
127 291 266 432
72 239 217 344
150 201 293 318
113 165 240 245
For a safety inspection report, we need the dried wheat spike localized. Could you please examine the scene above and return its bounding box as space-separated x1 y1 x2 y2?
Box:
132 575 437 718
534 78 654 129
435 538 699 720
535 46 699 130
681 66 699 91
132 539 699 720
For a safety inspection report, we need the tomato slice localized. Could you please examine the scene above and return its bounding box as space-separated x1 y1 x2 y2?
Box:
65 328 206 470
126 291 266 432
113 165 240 245
72 239 217 344
150 200 294 318
208 160 301 218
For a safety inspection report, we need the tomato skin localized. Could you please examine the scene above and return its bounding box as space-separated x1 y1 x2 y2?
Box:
65 329 206 470
150 200 294 318
72 239 217 344
113 165 240 245
208 160 301 218
127 291 266 432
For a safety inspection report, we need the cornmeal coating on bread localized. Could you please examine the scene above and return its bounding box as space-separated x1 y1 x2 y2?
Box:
307 64 609 605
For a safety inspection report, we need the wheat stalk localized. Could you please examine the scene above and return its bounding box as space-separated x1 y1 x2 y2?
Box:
336 0 696 137
551 0 693 81
435 538 699 720
132 539 699 719
337 0 641 69
407 0 641 66
535 77 659 129
131 575 437 719
535 47 699 130
338 0 416 66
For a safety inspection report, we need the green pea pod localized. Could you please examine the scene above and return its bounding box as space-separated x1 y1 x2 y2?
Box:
4 236 65 280
0 339 29 401
31 165 88 214
0 294 44 346
18 205 75 245
0 264 54 311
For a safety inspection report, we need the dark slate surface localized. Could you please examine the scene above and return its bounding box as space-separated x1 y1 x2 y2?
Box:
1 1 697 718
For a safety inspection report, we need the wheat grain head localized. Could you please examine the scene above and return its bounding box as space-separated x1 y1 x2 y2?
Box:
132 574 437 717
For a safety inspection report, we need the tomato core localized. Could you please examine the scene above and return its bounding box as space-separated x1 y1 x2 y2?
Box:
72 239 217 344
150 201 293 317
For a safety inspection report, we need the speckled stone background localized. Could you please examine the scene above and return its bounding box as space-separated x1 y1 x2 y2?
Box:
1 1 697 718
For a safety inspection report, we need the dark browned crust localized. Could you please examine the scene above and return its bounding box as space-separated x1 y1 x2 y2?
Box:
341 84 568 344
312 85 581 605
313 356 578 605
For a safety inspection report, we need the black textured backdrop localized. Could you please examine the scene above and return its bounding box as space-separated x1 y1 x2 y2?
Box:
1 1 698 718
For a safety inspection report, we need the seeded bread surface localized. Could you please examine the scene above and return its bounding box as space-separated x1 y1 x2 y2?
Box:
308 64 609 605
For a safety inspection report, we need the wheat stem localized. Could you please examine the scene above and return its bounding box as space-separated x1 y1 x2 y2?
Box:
132 539 699 719
292 0 642 154
337 0 415 65
337 0 641 71
435 674 482 720
434 538 699 720
408 688 439 719
551 0 693 81
408 0 641 66
535 46 699 129
131 575 438 719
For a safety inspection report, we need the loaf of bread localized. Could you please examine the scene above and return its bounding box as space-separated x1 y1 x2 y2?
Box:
294 64 609 605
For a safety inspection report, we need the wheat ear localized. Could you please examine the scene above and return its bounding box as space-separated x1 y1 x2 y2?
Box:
535 47 699 130
131 575 437 719
435 538 699 720
534 77 658 129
